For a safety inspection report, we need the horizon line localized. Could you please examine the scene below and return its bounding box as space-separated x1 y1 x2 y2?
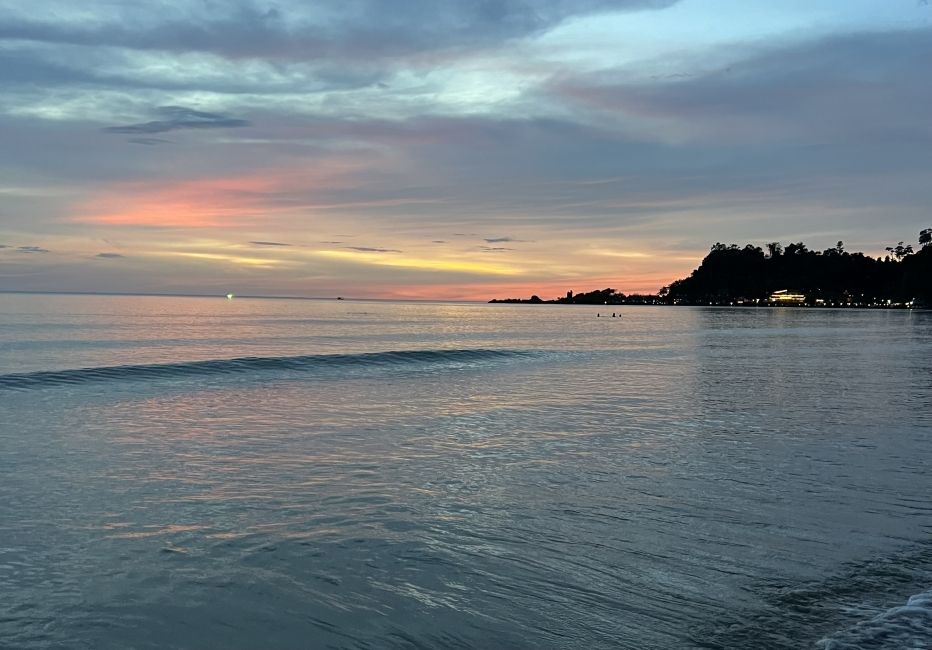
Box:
0 289 489 303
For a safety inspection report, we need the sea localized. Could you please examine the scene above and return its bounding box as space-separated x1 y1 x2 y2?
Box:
1 292 930 649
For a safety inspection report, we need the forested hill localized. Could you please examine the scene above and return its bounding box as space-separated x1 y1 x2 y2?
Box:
665 234 931 306
489 230 931 306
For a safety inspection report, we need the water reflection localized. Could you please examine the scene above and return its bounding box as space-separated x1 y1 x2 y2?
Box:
1 299 930 649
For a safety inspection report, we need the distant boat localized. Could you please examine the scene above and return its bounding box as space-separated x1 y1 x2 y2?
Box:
336 296 344 300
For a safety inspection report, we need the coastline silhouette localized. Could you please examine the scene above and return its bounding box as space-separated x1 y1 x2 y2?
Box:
490 231 931 307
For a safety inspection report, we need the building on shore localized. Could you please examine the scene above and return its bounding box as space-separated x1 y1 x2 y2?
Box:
769 289 806 304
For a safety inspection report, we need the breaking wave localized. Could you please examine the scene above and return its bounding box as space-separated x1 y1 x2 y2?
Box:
0 348 533 391
817 589 932 649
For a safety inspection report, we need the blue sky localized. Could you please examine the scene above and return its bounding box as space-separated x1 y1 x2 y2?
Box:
1 0 930 298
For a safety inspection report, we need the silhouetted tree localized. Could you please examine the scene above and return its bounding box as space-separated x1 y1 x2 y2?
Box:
885 242 913 261
556 288 625 304
920 228 932 249
900 244 932 304
493 234 931 307
785 242 809 256
666 239 923 305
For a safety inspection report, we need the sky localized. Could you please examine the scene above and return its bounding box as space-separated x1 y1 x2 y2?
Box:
1 0 930 300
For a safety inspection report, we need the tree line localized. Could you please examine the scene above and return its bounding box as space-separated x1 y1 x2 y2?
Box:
664 229 931 306
489 229 931 307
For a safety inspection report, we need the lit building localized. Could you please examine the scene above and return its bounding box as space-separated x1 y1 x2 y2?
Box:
769 289 806 304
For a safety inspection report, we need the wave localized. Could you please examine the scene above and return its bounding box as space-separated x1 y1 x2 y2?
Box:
689 538 932 649
0 349 531 391
817 588 932 649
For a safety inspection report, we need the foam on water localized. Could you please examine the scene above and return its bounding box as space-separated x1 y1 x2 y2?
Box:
817 589 932 649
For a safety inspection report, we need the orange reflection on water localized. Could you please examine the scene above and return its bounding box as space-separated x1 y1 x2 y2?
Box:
107 524 206 539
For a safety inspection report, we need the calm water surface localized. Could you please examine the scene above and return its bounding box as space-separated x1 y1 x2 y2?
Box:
1 294 931 649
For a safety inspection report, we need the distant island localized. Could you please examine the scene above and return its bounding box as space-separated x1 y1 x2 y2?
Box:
490 230 932 308
490 288 664 305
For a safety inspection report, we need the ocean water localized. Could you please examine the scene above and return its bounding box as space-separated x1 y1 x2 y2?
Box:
1 293 931 650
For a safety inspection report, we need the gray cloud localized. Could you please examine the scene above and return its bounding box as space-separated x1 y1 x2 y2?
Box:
345 246 401 253
0 48 101 86
18 246 49 253
546 28 932 145
128 137 172 145
105 106 251 134
0 44 387 97
95 252 125 258
483 236 534 243
5 95 930 244
3 11 932 297
250 240 291 246
0 1 680 62
262 108 932 240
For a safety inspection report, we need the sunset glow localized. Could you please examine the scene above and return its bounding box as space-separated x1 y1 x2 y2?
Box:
2 0 930 298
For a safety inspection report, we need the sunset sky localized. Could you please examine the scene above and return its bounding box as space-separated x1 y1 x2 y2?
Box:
1 0 930 299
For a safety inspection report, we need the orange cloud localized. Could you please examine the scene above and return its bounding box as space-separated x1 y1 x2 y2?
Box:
72 162 370 228
75 173 284 227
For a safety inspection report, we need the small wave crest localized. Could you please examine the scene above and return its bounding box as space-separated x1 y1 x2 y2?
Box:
817 589 932 649
0 349 531 391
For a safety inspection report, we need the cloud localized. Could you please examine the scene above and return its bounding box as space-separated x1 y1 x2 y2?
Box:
3 8 932 298
545 28 932 145
484 236 532 243
95 252 125 258
73 170 357 228
431 240 447 244
345 246 402 253
104 106 251 134
18 246 49 253
0 1 680 63
128 137 172 146
0 44 387 99
249 240 291 246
